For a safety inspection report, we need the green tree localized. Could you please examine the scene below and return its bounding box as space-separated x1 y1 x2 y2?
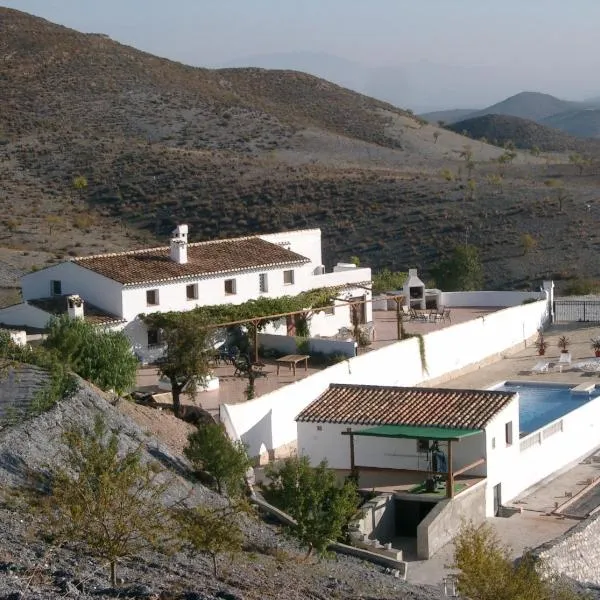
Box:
37 417 172 586
43 315 138 395
350 255 361 267
431 245 484 291
184 422 252 498
372 269 407 294
453 522 580 600
530 145 541 157
440 168 455 182
569 152 587 176
142 312 213 418
176 505 244 578
433 131 441 144
521 233 537 255
72 175 88 200
263 457 359 558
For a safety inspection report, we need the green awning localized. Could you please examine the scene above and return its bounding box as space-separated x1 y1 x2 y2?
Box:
351 424 481 441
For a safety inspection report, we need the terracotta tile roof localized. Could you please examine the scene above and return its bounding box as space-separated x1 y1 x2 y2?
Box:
72 236 310 285
296 383 516 430
28 297 123 326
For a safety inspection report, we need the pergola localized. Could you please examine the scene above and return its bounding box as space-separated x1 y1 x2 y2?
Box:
342 424 485 499
202 293 407 363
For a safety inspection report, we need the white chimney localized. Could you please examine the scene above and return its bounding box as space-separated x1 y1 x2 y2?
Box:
170 224 188 264
67 294 84 319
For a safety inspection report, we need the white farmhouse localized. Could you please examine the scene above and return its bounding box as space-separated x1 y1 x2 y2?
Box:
0 227 372 361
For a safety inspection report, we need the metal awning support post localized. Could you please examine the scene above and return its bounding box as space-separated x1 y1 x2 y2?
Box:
447 440 454 499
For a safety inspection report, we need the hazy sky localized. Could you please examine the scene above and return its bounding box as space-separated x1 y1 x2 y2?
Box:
3 0 600 110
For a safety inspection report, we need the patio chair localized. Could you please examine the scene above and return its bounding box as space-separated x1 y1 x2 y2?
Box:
531 361 550 374
555 353 571 372
442 309 451 323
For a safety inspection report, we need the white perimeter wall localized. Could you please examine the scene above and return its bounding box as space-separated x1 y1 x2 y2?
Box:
221 299 549 457
440 290 543 308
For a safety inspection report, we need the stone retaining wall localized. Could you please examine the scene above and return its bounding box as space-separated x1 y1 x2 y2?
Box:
535 512 600 587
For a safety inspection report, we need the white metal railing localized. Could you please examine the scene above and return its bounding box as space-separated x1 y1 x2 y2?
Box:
520 419 564 452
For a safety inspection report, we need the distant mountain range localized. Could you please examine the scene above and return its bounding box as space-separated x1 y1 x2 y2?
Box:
422 92 600 139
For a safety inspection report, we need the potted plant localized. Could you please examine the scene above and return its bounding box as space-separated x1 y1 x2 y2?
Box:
534 335 548 356
557 335 571 354
591 337 600 358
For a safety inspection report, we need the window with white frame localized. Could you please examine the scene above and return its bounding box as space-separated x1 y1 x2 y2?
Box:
283 269 295 285
259 273 268 293
146 289 159 306
186 283 198 300
224 279 237 295
51 280 62 296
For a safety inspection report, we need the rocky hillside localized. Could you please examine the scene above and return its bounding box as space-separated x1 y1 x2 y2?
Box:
0 370 445 599
2 8 600 292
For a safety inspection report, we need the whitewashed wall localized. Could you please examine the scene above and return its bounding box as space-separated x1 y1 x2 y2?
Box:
298 422 486 474
260 229 323 270
21 262 124 317
440 290 544 308
221 300 549 457
500 395 600 507
480 401 521 515
7 330 27 346
120 263 314 321
258 333 356 358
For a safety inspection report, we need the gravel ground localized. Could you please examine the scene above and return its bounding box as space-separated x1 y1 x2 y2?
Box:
0 376 446 600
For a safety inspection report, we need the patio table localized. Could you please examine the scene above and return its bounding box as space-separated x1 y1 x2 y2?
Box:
276 354 310 376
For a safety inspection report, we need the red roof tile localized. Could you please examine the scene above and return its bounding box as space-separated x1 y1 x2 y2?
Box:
73 236 310 285
296 383 516 430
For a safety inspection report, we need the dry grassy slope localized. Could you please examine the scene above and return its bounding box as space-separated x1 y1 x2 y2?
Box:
2 8 600 291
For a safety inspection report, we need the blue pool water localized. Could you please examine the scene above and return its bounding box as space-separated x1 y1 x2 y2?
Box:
493 382 600 434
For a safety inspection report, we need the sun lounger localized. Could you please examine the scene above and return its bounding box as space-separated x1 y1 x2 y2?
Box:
555 353 571 372
531 361 549 374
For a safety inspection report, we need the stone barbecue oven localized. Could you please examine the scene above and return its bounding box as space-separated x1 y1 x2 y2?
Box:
403 269 426 310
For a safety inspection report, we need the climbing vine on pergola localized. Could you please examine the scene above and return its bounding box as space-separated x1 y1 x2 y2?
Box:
142 287 345 361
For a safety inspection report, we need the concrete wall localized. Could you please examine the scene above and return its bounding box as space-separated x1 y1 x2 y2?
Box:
258 333 356 359
440 290 543 308
260 229 323 271
8 330 27 346
353 494 397 544
22 262 124 317
416 479 487 559
222 300 549 458
535 512 600 587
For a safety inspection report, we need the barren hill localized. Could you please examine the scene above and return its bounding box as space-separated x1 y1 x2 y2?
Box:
2 8 600 292
448 114 600 153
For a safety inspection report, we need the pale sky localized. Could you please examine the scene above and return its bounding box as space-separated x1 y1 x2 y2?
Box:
3 0 600 110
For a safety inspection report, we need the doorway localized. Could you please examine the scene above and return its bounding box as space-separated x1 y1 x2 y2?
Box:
493 483 502 516
395 499 436 537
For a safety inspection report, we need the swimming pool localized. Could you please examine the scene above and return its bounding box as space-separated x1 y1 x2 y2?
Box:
492 382 600 434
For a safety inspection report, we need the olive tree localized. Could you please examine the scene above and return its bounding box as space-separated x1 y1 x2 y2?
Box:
38 417 172 586
263 457 359 558
43 315 137 394
184 422 252 498
142 311 213 418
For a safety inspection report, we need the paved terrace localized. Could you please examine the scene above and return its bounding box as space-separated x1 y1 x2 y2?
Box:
135 306 500 417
